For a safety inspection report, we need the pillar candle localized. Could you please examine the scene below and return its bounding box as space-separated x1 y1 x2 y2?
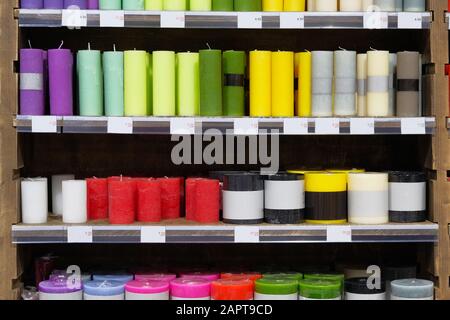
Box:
357 54 367 116
86 177 108 220
340 0 362 11
298 51 312 117
294 53 300 111
177 52 200 116
390 279 433 300
22 0 44 8
388 53 397 116
306 0 314 11
103 51 124 116
124 51 148 116
263 0 283 11
52 174 75 216
48 49 73 116
200 49 223 116
147 53 153 115
384 265 416 294
396 51 420 117
304 273 344 293
20 49 45 116
186 178 200 221
123 0 145 10
62 180 87 224
77 49 103 116
153 51 176 116
137 179 162 222
250 50 271 116
170 279 211 300
403 0 425 11
108 177 136 224
21 178 48 224
254 278 298 300
373 0 396 11
284 0 305 11
100 0 121 9
223 50 246 116
39 280 83 300
145 0 163 9
190 0 212 10
298 279 341 300
164 0 187 10
312 51 333 117
395 0 402 11
334 50 356 116
64 0 87 8
362 0 373 10
83 281 125 300
315 0 337 11
212 0 233 10
234 0 261 11
195 179 220 223
345 278 386 300
211 279 254 300
367 50 389 117
126 281 170 300
44 0 64 8
272 51 294 117
87 0 99 8
348 173 389 224
158 177 181 219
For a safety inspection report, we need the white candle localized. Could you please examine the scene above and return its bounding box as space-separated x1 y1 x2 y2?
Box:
21 178 48 224
373 0 396 11
312 51 333 116
315 0 337 11
52 174 75 216
334 50 357 116
367 50 389 116
62 180 87 224
388 53 397 116
340 0 362 11
357 53 367 116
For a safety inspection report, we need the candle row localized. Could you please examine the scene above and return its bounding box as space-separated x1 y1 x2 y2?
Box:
19 48 422 118
21 0 426 12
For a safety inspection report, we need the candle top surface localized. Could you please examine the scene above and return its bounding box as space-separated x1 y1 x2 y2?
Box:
93 273 134 283
263 272 303 281
220 272 262 281
83 280 125 296
38 279 82 294
390 279 434 298
180 272 220 281
125 280 170 294
135 273 177 282
170 278 211 298
255 278 299 295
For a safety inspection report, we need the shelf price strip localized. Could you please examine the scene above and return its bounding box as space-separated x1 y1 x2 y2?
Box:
234 226 260 243
67 226 93 243
326 225 352 243
140 226 166 243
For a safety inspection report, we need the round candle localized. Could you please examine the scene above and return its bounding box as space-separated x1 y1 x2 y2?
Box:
223 50 246 116
272 51 294 117
77 49 103 116
403 0 425 11
124 50 148 116
20 49 45 116
158 177 181 220
254 278 298 300
48 48 73 116
108 178 135 224
135 273 177 282
263 0 283 11
212 0 233 10
211 279 254 300
93 273 134 283
390 279 434 300
177 52 200 116
181 272 220 281
384 265 417 294
234 0 262 11
334 50 356 116
312 51 333 116
87 0 99 8
39 280 82 300
357 54 368 116
103 51 124 116
64 0 88 9
304 273 344 290
367 50 389 116
125 280 170 300
190 0 212 10
195 179 220 223
83 281 125 300
340 0 362 11
396 51 420 117
315 0 337 11
22 0 44 8
44 0 64 8
250 50 272 117
99 0 121 9
299 279 341 300
164 0 187 10
345 277 386 300
284 0 305 11
298 51 312 117
123 0 145 10
62 180 87 223
86 177 108 220
170 278 211 300
153 51 176 116
52 174 75 216
21 178 48 224
137 179 162 222
373 0 396 11
145 0 163 9
200 49 223 116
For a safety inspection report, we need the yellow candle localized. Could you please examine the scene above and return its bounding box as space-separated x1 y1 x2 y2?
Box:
263 0 283 11
298 52 312 117
294 52 300 112
124 50 148 116
284 0 306 11
250 50 272 117
367 50 389 117
272 51 294 117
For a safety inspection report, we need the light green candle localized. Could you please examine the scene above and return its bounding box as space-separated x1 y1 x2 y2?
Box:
190 0 212 11
77 49 103 116
99 0 122 9
177 52 200 116
164 0 187 10
147 53 153 115
153 51 176 116
123 0 145 10
103 51 124 116
145 0 163 9
124 50 148 116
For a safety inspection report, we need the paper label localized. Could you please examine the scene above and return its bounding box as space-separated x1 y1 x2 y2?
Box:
235 226 260 243
401 118 426 135
284 118 308 135
234 118 258 135
279 12 305 29
315 118 340 135
327 226 352 243
67 226 93 243
160 11 185 28
31 116 58 133
170 118 195 135
62 9 88 28
141 226 166 243
107 117 133 134
363 12 388 29
350 118 375 135
238 12 262 29
100 10 125 27
397 12 422 29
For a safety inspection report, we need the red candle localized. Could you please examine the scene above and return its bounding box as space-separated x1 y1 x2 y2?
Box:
185 178 200 221
179 177 185 217
195 179 220 224
108 177 136 224
136 179 162 222
157 177 181 220
86 177 108 220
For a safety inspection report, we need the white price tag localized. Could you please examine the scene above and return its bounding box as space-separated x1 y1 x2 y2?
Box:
170 118 195 135
397 12 422 29
363 12 388 29
31 116 58 133
107 117 133 134
280 12 305 29
284 118 308 135
315 118 340 135
238 12 262 29
100 10 124 27
235 226 259 243
350 118 375 135
401 117 426 135
234 118 258 135
62 9 88 28
160 11 185 28
327 226 352 243
67 226 93 243
141 226 166 243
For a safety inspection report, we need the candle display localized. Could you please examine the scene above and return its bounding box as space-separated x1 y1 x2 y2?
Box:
83 281 125 300
315 0 337 11
212 0 233 10
21 178 48 224
200 49 223 116
44 0 64 8
345 278 386 300
137 179 162 222
223 50 246 116
39 280 83 300
164 0 187 10
62 180 87 223
334 50 356 116
52 174 75 216
86 177 108 220
20 49 45 115
254 278 298 300
145 0 163 9
177 52 200 116
170 278 211 300
99 0 121 9
312 51 333 116
211 279 254 300
108 177 136 224
390 279 434 300
153 51 176 116
250 50 272 116
125 280 170 300
263 0 283 11
284 0 305 11
298 279 341 300
357 53 367 116
272 51 294 117
103 50 124 116
403 0 425 11
77 48 103 116
123 0 145 10
158 177 181 219
190 0 212 10
234 0 262 11
48 48 73 115
367 50 389 116
396 51 420 117
298 51 312 116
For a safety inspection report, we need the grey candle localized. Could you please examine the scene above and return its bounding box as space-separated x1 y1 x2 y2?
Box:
334 50 356 116
390 279 434 300
396 51 420 117
312 51 333 117
388 54 397 116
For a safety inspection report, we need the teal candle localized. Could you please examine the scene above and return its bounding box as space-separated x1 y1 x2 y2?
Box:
199 49 223 116
123 0 145 10
103 51 124 116
99 0 122 9
77 49 103 116
403 0 425 11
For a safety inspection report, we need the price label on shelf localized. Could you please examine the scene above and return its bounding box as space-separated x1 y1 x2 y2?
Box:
170 118 195 135
31 116 58 133
234 226 260 243
326 226 352 243
62 9 88 28
363 11 388 29
397 12 422 29
238 12 262 29
279 12 305 29
283 118 308 135
107 117 133 134
350 118 375 135
67 226 93 243
100 10 125 27
401 117 426 135
314 118 340 135
234 118 258 135
160 11 185 28
141 227 166 243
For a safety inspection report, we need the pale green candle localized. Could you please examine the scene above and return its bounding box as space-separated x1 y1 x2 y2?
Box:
77 49 103 116
164 0 187 10
190 0 212 11
123 0 145 10
145 0 163 9
177 52 200 116
153 51 176 116
99 0 122 9
103 51 124 116
124 50 148 116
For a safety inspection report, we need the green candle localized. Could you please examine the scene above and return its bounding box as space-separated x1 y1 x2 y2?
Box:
190 0 212 11
164 0 187 10
123 0 145 10
147 53 153 115
177 52 200 116
234 0 261 11
124 50 148 116
99 0 122 9
153 51 176 116
103 51 124 116
304 273 345 293
200 49 223 116
255 278 299 295
299 279 341 300
223 50 245 116
145 0 163 10
263 272 303 281
212 0 233 10
77 49 103 116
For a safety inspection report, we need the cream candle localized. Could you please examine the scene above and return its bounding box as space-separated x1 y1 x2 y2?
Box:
312 51 333 116
21 178 48 224
390 279 434 300
340 0 362 11
403 0 425 11
62 180 87 224
315 0 337 11
388 53 397 116
334 50 356 116
52 174 75 216
357 53 367 116
373 0 396 11
306 0 314 11
367 50 389 116
362 0 374 10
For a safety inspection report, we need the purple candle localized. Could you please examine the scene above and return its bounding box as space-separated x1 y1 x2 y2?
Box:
44 0 64 9
21 0 44 9
64 0 87 9
20 49 45 115
38 279 83 300
87 0 98 9
48 48 74 116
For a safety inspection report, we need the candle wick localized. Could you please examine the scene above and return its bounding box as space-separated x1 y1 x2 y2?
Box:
206 43 211 50
28 40 32 49
370 47 377 51
304 49 310 53
338 46 346 51
88 42 91 50
113 44 116 52
58 41 64 49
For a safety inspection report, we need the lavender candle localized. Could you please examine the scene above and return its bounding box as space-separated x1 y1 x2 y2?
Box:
44 0 64 8
20 49 45 115
22 0 44 8
87 0 99 9
38 279 83 300
48 48 74 116
64 0 87 9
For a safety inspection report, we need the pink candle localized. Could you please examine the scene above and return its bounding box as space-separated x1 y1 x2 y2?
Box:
170 278 211 300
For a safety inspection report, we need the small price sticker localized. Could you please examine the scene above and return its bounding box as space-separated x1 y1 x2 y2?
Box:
235 226 260 243
107 117 133 134
315 118 340 135
234 118 258 135
170 118 195 135
100 10 124 27
363 11 388 29
284 118 308 135
31 116 58 133
67 226 93 243
397 12 422 29
62 9 88 28
350 118 375 135
327 226 352 243
238 12 262 29
279 12 305 29
160 11 185 28
401 117 426 135
141 226 166 243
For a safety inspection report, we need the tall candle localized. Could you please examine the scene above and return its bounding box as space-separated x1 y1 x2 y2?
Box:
87 0 99 9
124 50 148 116
22 0 44 8
86 177 108 220
298 51 312 117
44 0 64 8
212 0 233 10
373 0 396 11
263 0 283 11
158 177 181 219
64 0 87 8
52 174 75 216
334 50 356 116
396 51 420 117
190 0 212 10
306 0 314 10
312 51 333 117
186 178 200 221
77 48 103 116
21 178 48 224
388 53 397 116
137 179 162 222
103 51 124 116
284 0 305 11
123 0 145 10
367 50 389 117
164 0 187 10
48 49 73 116
357 53 367 116
145 0 163 9
340 0 362 11
99 0 121 9
223 50 246 116
177 52 200 116
390 279 433 300
200 49 223 116
147 53 153 115
315 0 337 11
362 0 373 10
62 180 87 224
403 0 425 11
272 51 294 117
234 0 261 11
195 179 220 223
153 51 176 116
108 177 136 224
20 49 45 116
250 50 271 116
